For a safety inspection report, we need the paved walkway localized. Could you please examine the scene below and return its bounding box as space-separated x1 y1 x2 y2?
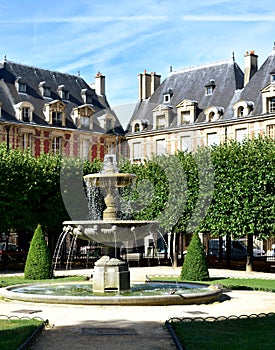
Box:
1 267 275 349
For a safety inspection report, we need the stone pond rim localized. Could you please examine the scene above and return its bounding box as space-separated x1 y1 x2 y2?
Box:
0 282 223 306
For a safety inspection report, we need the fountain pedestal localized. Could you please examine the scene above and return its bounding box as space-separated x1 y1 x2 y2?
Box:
93 256 130 293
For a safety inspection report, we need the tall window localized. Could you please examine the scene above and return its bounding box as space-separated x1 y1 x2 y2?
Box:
22 107 30 122
269 97 275 113
181 136 191 152
180 111 191 124
22 133 32 151
52 112 62 126
156 115 166 129
207 132 219 147
156 139 166 155
235 128 247 143
267 124 275 138
80 116 90 128
81 139 90 159
52 137 62 154
133 142 141 161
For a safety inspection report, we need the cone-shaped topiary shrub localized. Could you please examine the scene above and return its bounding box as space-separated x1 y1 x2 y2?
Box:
24 224 52 279
180 231 209 281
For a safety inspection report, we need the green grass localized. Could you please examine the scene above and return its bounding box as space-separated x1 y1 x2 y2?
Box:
0 275 88 288
0 318 44 350
150 276 275 292
171 314 275 350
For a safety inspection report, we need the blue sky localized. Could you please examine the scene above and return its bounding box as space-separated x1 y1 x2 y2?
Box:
1 0 275 126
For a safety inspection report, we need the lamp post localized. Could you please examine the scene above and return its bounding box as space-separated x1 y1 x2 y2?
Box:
5 125 10 151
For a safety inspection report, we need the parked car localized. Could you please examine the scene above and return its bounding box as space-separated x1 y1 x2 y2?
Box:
0 243 26 263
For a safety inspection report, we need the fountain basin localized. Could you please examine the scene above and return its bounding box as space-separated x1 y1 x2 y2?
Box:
0 282 222 306
63 220 159 243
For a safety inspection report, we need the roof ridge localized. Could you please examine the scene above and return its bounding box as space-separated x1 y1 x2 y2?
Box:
2 59 81 79
169 58 234 76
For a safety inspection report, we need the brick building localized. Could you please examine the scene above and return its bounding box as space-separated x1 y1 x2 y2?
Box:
0 59 125 160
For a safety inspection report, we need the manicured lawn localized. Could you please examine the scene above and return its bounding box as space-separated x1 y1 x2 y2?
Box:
161 276 275 349
151 276 275 292
0 275 88 288
170 314 275 350
0 318 44 350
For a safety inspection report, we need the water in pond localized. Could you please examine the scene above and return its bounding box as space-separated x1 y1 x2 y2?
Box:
13 282 210 297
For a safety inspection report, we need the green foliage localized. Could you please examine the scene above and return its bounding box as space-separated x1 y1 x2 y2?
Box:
0 318 44 350
24 224 52 279
171 314 275 350
201 136 275 240
180 232 209 281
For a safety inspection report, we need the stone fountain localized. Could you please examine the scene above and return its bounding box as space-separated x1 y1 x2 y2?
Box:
63 154 158 293
1 154 223 305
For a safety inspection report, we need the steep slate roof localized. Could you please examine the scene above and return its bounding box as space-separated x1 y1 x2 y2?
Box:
126 59 244 132
0 60 124 135
240 52 275 115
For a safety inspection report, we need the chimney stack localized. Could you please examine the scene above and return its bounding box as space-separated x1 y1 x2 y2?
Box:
244 50 258 86
95 71 105 96
138 70 161 100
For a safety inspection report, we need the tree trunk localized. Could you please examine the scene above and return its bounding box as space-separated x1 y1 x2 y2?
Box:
246 234 253 272
226 234 231 268
172 232 178 267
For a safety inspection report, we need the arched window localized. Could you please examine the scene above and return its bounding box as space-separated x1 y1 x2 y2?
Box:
237 106 244 117
134 123 140 132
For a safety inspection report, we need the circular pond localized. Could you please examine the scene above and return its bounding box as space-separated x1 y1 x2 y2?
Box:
1 281 222 306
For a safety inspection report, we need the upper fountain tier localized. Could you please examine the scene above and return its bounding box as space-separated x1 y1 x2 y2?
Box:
84 154 136 189
84 154 137 221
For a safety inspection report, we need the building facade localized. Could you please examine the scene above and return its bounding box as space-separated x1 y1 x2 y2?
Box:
125 45 275 162
0 59 124 160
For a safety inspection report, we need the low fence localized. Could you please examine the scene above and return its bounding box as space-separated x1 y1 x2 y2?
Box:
165 312 275 350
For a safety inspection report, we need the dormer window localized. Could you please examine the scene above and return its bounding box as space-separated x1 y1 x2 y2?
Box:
156 115 166 129
39 81 51 98
237 106 244 117
22 107 30 122
57 85 70 100
52 111 62 126
233 101 254 117
81 89 93 104
163 88 173 104
73 105 95 129
131 119 143 132
14 101 34 122
205 80 216 96
261 83 275 114
204 106 224 122
15 77 27 93
152 104 173 129
44 100 66 126
176 100 198 125
106 117 114 131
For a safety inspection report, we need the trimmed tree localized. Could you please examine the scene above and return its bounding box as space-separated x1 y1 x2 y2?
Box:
180 232 209 281
24 224 52 280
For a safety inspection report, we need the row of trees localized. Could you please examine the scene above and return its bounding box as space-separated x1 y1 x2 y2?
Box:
0 144 101 251
1 136 275 263
120 136 275 265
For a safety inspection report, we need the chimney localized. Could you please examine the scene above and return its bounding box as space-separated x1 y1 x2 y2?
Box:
95 71 105 96
151 72 161 96
244 50 258 86
138 70 161 100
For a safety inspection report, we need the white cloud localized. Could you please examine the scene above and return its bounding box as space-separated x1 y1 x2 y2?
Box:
181 14 275 22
